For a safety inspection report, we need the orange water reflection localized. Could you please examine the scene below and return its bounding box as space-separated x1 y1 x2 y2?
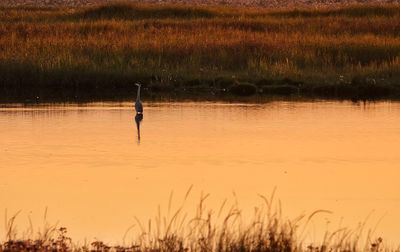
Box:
0 101 399 244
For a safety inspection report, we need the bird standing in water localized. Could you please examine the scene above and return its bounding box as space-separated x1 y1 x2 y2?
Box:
134 83 143 143
135 83 143 114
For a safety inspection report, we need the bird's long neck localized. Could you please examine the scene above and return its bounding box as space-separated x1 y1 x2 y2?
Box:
136 85 141 102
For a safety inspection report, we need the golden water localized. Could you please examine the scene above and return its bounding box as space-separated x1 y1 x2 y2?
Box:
0 101 399 244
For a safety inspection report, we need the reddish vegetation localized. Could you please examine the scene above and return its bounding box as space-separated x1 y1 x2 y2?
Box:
1 0 400 8
0 2 399 101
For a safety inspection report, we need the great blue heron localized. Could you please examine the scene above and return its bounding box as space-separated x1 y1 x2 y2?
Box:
135 83 143 114
134 83 143 143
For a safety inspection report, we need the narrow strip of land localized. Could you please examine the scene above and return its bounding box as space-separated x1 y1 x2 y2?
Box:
2 0 399 8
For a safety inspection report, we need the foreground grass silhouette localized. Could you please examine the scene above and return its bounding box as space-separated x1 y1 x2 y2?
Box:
0 3 400 101
0 190 390 252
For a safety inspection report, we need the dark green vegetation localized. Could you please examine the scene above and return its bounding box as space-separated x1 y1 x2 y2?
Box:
0 3 400 102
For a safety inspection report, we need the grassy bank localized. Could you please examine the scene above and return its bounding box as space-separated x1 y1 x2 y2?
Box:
0 3 400 102
0 192 390 252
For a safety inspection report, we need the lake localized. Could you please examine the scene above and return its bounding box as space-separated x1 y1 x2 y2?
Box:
0 101 399 244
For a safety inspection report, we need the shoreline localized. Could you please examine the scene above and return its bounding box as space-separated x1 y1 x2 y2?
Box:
1 75 400 103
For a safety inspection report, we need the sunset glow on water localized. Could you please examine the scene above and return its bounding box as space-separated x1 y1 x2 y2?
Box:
1 101 399 244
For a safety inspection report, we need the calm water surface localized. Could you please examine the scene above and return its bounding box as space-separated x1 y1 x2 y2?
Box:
0 101 399 243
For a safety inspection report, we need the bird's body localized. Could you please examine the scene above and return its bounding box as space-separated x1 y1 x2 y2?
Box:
135 100 143 114
135 83 143 114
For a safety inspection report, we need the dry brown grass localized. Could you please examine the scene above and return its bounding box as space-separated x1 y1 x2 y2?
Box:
0 3 399 101
0 190 392 251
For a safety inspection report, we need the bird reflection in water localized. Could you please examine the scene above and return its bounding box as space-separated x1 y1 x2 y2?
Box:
135 113 143 143
134 82 143 143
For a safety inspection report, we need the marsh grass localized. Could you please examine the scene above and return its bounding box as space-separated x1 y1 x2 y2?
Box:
0 3 400 101
0 189 392 252
76 3 218 20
